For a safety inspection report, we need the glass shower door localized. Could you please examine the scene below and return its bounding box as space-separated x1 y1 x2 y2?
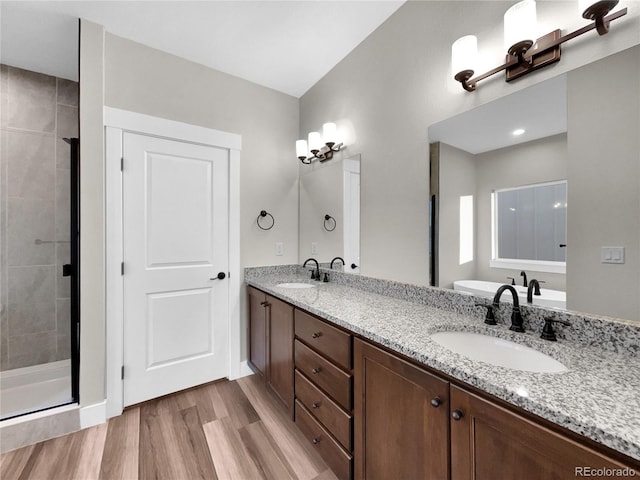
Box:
0 64 79 420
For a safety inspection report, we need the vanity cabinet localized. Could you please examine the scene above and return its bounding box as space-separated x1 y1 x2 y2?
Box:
450 385 636 480
247 286 294 417
294 309 354 480
353 339 450 480
248 285 639 480
353 337 638 480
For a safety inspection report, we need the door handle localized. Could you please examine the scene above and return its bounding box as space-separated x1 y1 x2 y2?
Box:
210 272 226 280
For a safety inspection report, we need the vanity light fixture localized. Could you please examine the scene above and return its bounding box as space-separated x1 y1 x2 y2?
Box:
452 0 627 92
296 122 344 164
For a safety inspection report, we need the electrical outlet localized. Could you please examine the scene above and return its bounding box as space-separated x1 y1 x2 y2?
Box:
311 242 318 255
275 242 284 256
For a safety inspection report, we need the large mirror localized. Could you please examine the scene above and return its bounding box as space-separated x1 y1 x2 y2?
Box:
429 45 639 323
299 154 361 273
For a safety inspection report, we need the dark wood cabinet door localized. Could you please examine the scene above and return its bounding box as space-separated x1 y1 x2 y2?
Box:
248 286 267 377
353 339 449 480
450 385 639 480
267 295 294 418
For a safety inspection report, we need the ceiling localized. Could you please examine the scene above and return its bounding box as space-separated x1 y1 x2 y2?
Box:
0 0 405 97
428 74 567 154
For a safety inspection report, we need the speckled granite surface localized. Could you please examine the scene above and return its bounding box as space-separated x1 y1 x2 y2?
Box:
245 265 640 461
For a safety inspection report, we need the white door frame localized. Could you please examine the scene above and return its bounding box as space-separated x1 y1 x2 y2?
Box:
104 107 241 418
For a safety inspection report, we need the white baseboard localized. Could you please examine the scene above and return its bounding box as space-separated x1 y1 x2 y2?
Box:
79 400 107 428
229 360 254 380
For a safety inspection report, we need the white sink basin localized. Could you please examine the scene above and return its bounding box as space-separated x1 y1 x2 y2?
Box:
430 331 567 373
276 282 316 289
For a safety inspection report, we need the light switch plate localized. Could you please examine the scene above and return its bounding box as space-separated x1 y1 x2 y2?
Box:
601 246 625 264
311 242 318 254
275 242 284 256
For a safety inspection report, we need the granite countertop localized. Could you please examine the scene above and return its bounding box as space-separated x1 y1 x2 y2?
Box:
246 270 640 462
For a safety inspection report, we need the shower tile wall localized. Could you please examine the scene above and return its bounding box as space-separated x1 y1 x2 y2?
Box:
0 65 78 371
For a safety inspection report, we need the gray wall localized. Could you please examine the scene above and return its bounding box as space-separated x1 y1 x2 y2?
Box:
567 45 640 321
79 20 105 407
300 1 639 286
0 65 77 371
438 142 477 289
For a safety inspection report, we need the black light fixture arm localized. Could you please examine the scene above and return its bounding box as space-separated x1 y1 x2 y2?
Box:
458 8 627 92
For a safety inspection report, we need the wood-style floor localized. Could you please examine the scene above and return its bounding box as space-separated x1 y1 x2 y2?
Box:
0 375 338 480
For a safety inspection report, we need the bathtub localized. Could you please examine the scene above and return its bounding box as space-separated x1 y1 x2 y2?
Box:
453 279 566 310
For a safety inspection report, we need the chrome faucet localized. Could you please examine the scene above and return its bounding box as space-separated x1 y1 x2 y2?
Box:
493 285 525 332
330 256 345 269
526 279 542 303
303 258 321 281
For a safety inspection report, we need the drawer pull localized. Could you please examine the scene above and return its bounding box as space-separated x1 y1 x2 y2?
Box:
452 409 464 421
430 397 442 408
312 437 321 445
312 367 321 374
312 402 320 409
311 332 322 338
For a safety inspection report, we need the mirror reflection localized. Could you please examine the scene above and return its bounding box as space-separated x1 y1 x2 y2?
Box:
299 154 360 273
429 45 640 322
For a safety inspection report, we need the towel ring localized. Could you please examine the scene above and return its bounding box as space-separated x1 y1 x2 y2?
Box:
324 214 336 232
257 210 275 230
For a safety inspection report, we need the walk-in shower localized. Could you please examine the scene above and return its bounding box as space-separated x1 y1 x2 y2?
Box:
0 64 80 420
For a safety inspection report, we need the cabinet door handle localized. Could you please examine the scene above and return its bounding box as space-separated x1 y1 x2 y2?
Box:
430 397 442 408
311 332 322 339
312 402 320 409
312 367 321 374
451 409 464 421
312 437 321 445
260 301 270 307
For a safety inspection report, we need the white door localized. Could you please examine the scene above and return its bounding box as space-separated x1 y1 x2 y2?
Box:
122 132 229 406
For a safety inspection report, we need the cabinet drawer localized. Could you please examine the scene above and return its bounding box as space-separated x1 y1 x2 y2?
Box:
295 369 352 450
295 309 351 370
295 340 352 411
295 400 352 480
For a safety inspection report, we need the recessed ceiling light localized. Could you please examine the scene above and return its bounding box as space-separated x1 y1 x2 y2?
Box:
512 128 525 136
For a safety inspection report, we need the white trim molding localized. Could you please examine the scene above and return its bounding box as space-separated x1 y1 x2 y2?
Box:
80 401 107 428
105 107 242 418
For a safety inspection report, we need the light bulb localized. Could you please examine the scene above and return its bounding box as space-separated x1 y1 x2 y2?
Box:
322 123 337 146
296 140 308 159
451 35 478 76
308 132 322 153
504 0 537 51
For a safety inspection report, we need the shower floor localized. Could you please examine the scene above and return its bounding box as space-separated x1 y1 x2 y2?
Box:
0 360 72 420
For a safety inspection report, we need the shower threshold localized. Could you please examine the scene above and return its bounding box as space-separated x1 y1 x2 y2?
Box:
0 360 72 420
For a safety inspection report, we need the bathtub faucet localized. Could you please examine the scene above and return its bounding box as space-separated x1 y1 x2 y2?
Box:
527 279 546 303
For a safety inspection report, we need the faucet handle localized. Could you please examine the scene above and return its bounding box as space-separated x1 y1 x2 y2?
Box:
541 317 571 341
506 276 516 285
510 307 525 333
475 303 497 325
